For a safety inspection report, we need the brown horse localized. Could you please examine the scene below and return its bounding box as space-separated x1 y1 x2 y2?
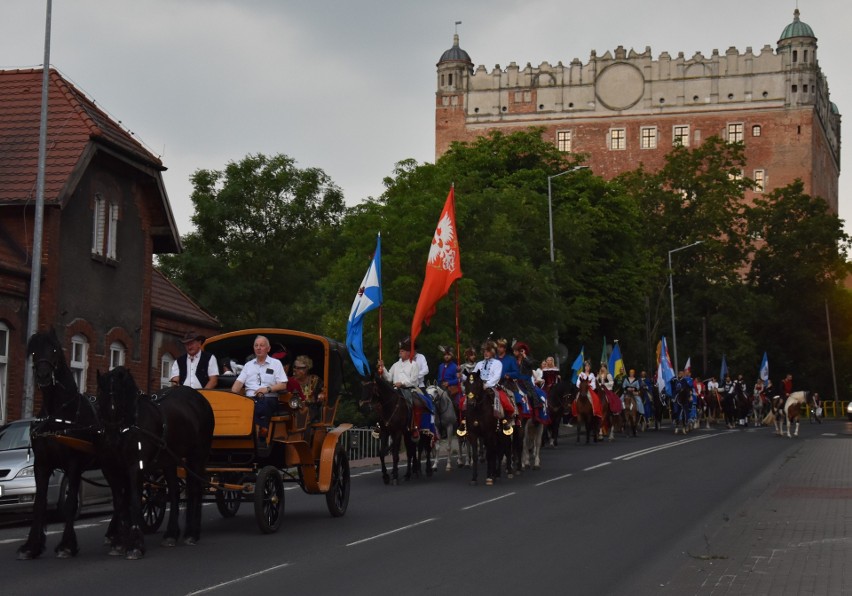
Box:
461 373 507 485
573 378 598 444
599 387 624 441
543 380 572 447
622 389 639 437
360 375 417 485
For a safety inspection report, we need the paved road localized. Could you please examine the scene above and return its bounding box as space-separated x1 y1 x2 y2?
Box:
2 420 849 595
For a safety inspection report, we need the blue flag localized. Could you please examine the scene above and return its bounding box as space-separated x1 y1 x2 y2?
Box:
570 346 585 384
345 234 382 376
720 354 728 382
759 352 769 383
608 342 625 379
657 336 675 397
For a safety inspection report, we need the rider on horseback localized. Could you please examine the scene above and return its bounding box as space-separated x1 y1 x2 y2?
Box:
464 339 514 434
377 338 434 440
496 338 529 418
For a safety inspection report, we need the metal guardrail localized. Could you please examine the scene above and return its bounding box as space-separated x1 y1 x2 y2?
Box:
342 427 382 461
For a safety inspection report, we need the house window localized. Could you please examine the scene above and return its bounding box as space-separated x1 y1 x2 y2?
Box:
0 323 7 424
70 334 88 392
727 123 744 143
160 354 175 389
729 170 744 182
640 126 658 149
673 125 690 147
556 130 572 152
92 194 119 260
109 341 126 370
752 125 762 137
609 128 626 150
754 169 765 193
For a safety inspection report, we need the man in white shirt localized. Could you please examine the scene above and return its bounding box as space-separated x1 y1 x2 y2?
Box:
378 338 434 440
231 335 288 437
170 331 219 389
470 340 514 433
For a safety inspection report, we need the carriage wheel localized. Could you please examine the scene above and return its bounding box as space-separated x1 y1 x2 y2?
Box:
325 445 350 518
141 473 167 534
254 466 284 534
215 476 243 518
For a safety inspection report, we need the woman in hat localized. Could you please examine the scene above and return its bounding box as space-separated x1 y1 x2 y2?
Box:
437 345 459 398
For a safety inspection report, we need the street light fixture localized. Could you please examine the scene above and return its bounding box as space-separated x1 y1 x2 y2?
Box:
668 240 703 373
547 165 589 365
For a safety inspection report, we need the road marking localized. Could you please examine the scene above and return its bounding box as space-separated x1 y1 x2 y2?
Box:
185 562 291 595
352 469 382 478
583 462 611 471
461 492 516 511
346 518 436 546
616 433 719 461
821 433 837 437
0 537 23 545
535 473 573 486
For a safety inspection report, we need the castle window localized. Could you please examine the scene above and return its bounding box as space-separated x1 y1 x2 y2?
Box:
792 50 798 63
70 334 89 392
92 194 119 261
804 50 808 63
160 353 174 389
753 169 765 193
448 74 453 86
440 74 444 86
109 341 126 370
640 126 657 149
0 322 7 424
792 84 798 93
752 125 762 137
803 84 808 93
673 125 690 147
608 128 626 150
556 130 572 153
727 123 744 144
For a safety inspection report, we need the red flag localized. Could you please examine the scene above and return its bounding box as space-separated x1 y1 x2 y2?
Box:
411 188 462 349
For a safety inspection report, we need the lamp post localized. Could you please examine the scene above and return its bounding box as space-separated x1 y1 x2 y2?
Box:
547 165 588 366
668 240 703 373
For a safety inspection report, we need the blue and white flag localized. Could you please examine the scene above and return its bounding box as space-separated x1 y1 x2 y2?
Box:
759 352 769 383
346 234 382 377
720 354 728 382
657 336 675 397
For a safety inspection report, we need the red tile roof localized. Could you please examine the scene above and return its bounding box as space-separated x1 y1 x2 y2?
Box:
151 268 220 329
0 68 164 206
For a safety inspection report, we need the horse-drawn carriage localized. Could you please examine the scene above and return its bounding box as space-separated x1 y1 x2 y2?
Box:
144 328 352 535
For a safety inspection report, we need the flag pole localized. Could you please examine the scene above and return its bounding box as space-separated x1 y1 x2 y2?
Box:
378 304 383 367
454 281 461 367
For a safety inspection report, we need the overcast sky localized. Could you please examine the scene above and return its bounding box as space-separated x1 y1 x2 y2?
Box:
1 1 847 237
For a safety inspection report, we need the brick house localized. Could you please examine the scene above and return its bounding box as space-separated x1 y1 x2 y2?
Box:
0 68 219 423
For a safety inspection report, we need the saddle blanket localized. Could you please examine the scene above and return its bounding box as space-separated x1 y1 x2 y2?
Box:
572 390 603 419
602 388 622 415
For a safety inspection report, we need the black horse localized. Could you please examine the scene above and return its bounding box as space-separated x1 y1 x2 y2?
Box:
461 373 508 486
543 380 572 447
96 366 214 559
672 382 692 435
17 329 113 560
360 375 418 485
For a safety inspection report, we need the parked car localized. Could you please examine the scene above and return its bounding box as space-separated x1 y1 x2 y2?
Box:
0 419 112 517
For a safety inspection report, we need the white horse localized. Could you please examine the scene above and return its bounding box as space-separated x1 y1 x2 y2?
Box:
782 391 812 438
425 384 467 471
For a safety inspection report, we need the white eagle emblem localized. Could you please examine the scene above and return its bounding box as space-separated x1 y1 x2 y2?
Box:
428 212 457 272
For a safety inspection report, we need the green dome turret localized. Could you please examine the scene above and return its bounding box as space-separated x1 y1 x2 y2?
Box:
779 9 815 42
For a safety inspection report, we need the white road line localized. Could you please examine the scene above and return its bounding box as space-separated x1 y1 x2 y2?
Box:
535 473 573 487
185 562 291 595
618 433 719 461
461 492 516 511
346 518 436 547
821 433 838 437
0 537 23 545
583 462 611 471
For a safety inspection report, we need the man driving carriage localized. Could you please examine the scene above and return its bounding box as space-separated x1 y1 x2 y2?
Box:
377 338 435 441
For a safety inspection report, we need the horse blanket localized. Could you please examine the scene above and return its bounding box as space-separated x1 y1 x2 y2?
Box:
602 388 623 415
573 389 603 418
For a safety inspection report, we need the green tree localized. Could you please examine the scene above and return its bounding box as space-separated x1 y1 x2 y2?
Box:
158 153 345 330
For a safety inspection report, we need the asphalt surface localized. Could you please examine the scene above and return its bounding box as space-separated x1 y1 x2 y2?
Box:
1 418 849 595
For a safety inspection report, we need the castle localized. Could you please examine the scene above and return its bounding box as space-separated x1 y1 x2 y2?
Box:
435 9 840 212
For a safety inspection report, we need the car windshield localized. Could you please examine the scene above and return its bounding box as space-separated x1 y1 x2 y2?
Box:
0 422 31 451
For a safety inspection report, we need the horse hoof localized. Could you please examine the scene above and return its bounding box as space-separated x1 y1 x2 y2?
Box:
391 478 399 486
108 546 125 557
125 549 144 560
16 550 37 561
533 465 540 471
507 473 514 479
161 537 177 548
382 475 390 485
470 480 477 486
55 548 76 559
183 537 199 546
485 478 494 486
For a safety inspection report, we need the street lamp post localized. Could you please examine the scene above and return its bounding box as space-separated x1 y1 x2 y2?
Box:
668 240 703 373
546 165 588 366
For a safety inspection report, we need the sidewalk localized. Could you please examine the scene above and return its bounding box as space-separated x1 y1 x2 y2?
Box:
662 422 852 595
